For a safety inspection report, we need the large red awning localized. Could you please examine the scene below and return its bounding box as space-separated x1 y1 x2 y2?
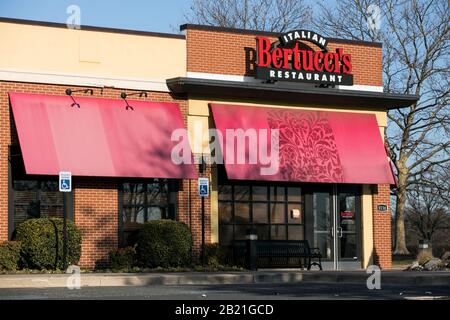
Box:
210 103 395 184
9 92 197 179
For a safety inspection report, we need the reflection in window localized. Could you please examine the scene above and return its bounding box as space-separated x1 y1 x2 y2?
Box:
121 180 174 246
13 180 64 229
218 184 304 243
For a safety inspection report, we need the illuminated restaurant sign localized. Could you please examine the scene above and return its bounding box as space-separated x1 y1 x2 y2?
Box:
255 30 353 86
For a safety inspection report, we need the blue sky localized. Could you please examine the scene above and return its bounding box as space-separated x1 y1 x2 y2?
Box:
0 0 191 33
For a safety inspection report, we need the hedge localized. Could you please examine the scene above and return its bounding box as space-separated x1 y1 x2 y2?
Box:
136 220 192 268
0 241 21 271
109 246 136 270
15 218 81 270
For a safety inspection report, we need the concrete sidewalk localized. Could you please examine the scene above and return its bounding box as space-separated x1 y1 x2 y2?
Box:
0 270 449 288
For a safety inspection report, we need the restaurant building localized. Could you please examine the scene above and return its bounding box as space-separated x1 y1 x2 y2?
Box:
0 18 418 270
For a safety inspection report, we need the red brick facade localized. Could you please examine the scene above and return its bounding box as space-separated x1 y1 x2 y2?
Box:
372 184 392 269
185 27 382 86
0 81 200 269
0 24 393 270
177 163 212 262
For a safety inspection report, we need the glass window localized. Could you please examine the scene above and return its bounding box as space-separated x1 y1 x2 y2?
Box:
288 226 304 240
218 202 233 223
219 225 234 245
252 186 268 201
218 180 304 245
255 225 270 240
234 203 250 224
287 187 302 202
252 203 268 223
271 225 286 240
121 179 174 246
234 225 248 240
270 186 285 201
234 185 250 201
270 203 286 223
12 180 64 230
218 185 232 200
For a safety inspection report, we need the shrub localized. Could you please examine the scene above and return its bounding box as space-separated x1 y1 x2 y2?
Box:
204 243 227 267
136 220 192 268
109 246 136 270
15 218 81 270
0 241 21 271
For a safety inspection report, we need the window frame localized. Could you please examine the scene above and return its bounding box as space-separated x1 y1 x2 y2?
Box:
118 178 178 247
218 183 305 244
8 145 74 239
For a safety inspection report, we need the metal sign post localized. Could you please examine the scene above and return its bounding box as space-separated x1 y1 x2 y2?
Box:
198 177 209 265
59 171 72 270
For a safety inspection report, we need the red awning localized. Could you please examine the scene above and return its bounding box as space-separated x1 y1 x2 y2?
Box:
9 92 197 179
210 103 395 184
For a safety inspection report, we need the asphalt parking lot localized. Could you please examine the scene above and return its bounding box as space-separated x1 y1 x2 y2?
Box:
0 282 448 300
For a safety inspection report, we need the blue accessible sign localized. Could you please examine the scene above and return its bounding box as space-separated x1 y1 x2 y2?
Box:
198 177 209 197
59 171 72 192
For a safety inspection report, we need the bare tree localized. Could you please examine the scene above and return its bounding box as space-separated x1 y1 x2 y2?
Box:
405 168 449 253
184 0 312 32
313 0 450 255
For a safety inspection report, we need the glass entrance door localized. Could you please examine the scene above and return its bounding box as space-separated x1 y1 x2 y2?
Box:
336 185 361 269
306 185 361 270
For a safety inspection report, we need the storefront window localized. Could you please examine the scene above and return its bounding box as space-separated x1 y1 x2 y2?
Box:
12 180 64 231
120 179 176 246
218 183 304 246
9 146 69 238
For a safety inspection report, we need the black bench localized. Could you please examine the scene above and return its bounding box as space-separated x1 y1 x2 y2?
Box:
232 240 323 270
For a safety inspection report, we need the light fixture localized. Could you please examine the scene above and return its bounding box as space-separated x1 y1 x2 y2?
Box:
65 88 94 108
119 91 148 110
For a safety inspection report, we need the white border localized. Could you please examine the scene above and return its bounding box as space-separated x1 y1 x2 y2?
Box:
186 71 384 93
0 68 170 92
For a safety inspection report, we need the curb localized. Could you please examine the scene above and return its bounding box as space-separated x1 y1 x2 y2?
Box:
0 271 449 288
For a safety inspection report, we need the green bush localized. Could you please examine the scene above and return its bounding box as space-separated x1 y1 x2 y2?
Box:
204 243 227 267
109 246 136 270
136 220 192 268
15 218 81 270
0 241 21 271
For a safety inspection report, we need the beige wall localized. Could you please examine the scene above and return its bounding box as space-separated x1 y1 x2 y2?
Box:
0 22 186 90
362 185 374 269
188 98 386 246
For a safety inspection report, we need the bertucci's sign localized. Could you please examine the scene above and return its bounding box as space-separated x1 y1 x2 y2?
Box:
255 30 353 86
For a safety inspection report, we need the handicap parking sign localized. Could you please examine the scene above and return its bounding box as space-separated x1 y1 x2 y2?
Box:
59 171 72 192
198 177 209 197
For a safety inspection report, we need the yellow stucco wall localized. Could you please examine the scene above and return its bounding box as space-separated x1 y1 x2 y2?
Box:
188 98 382 265
361 185 374 269
0 22 186 85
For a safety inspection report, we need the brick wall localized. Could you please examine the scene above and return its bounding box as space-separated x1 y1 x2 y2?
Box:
185 27 382 86
0 80 188 268
74 179 118 268
177 158 212 263
372 184 392 269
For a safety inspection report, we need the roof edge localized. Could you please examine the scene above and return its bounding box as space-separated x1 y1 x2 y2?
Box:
167 77 418 109
180 24 382 48
0 17 185 40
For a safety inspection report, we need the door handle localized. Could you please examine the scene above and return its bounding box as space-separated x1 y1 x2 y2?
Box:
330 227 334 238
338 227 343 238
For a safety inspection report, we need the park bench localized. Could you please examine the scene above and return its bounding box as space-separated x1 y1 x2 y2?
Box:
232 240 323 270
